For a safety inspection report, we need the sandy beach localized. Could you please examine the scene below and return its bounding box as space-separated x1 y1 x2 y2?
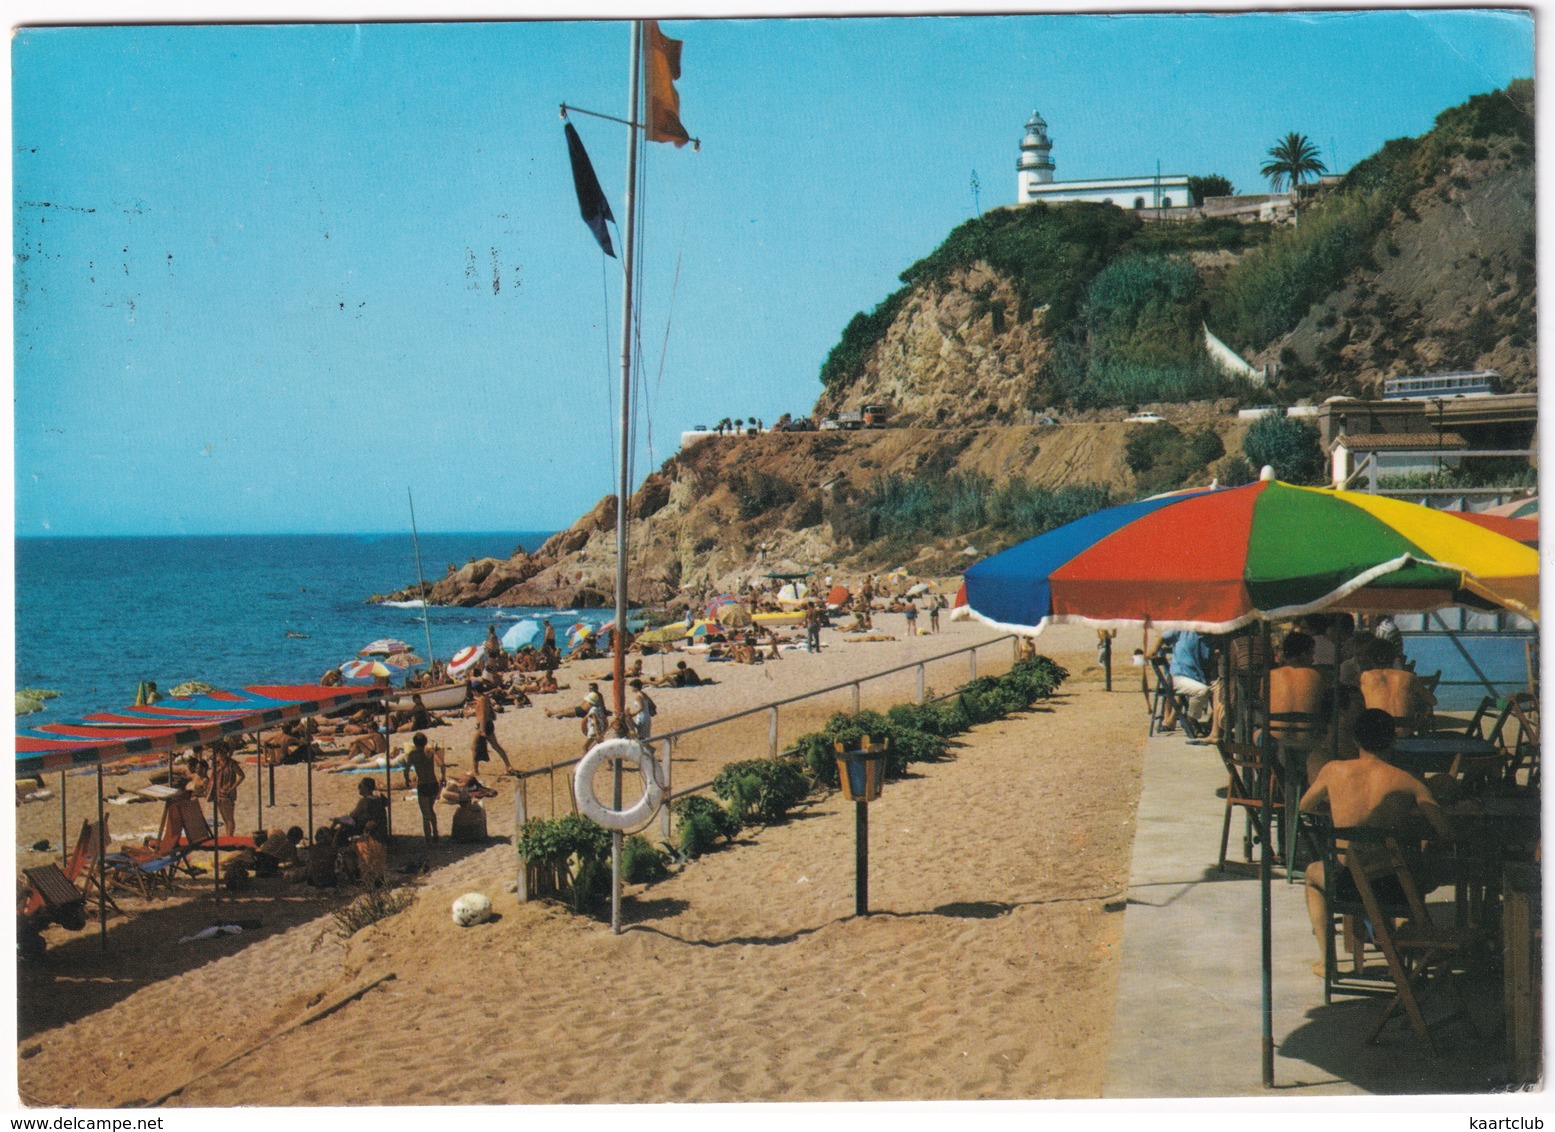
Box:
16 617 1149 1107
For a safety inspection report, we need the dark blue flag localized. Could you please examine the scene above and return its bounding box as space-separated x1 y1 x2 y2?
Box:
564 122 616 258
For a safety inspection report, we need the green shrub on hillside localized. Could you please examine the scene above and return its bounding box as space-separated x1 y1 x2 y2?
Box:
728 469 797 520
820 203 1141 393
1125 422 1226 495
1211 79 1532 353
1243 415 1325 484
832 470 1111 552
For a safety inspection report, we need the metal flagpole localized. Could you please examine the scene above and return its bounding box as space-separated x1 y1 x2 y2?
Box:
408 488 436 670
609 18 644 938
1259 620 1274 1087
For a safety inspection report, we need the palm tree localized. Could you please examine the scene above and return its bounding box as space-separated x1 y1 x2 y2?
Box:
1260 133 1326 192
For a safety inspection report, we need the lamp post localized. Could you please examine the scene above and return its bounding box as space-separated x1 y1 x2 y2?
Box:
1433 397 1446 480
835 735 888 916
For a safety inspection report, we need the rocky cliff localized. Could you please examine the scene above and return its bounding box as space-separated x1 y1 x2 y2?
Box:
381 83 1533 610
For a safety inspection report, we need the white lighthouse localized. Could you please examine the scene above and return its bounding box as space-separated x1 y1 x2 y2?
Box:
1016 110 1056 200
1015 107 1191 212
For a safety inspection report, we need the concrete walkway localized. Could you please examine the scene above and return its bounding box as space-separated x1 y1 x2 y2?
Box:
1103 730 1520 1098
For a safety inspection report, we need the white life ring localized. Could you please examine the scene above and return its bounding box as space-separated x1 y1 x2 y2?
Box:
574 738 665 832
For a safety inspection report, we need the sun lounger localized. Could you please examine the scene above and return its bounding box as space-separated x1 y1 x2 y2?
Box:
21 864 88 930
173 797 257 852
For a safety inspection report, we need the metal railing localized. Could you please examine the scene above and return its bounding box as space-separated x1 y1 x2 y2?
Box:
511 632 1018 897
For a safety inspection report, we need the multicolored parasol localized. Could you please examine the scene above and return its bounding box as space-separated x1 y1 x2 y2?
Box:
359 638 414 657
340 658 406 682
961 473 1540 636
447 645 485 678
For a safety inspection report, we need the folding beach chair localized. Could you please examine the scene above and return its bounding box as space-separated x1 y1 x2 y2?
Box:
1215 740 1285 870
175 797 257 852
104 800 200 897
1148 656 1204 739
1336 825 1485 1050
77 819 126 918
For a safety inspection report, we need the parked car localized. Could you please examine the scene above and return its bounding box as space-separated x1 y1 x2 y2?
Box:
819 418 841 431
1125 412 1165 424
779 418 816 432
1035 416 1060 426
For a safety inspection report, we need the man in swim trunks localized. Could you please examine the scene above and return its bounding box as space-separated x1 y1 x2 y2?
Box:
407 732 441 844
471 688 515 773
1299 708 1449 975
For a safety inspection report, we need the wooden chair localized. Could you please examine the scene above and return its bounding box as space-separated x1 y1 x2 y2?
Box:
1336 825 1485 1052
1148 656 1204 740
1266 710 1327 872
76 819 126 917
1312 816 1411 1003
1216 741 1284 870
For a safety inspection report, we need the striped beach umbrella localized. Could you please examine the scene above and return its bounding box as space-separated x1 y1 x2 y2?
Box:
961 471 1539 636
447 645 485 678
359 638 414 657
340 658 406 682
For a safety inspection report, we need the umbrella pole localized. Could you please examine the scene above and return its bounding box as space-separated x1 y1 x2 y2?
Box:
1259 620 1274 1088
256 734 264 832
306 753 314 846
59 771 67 868
381 689 393 842
96 765 107 952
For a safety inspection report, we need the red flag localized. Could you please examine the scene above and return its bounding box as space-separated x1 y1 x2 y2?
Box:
646 20 690 147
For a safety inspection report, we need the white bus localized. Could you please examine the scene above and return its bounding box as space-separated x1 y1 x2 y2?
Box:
1382 370 1499 400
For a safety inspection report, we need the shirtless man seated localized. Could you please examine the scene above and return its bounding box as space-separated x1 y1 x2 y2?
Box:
1299 708 1450 976
1357 637 1435 737
1268 630 1329 784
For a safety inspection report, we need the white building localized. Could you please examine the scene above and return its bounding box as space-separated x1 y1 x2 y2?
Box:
1017 110 1191 211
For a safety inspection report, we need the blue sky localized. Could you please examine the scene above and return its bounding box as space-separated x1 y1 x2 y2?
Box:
12 9 1534 535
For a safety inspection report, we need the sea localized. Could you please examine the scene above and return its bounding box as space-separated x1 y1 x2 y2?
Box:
11 531 623 725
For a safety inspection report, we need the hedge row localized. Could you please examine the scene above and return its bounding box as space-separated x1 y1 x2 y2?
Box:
517 653 1068 913
794 654 1068 786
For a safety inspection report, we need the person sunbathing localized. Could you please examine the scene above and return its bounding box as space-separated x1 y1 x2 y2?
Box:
391 694 444 733
648 661 703 688
441 774 500 804
546 684 603 718
321 746 406 774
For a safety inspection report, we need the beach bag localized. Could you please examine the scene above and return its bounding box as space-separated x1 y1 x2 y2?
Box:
450 802 488 843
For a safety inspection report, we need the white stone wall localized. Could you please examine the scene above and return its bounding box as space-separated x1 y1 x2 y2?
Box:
1021 176 1192 210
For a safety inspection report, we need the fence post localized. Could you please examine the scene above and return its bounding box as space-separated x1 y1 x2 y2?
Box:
660 738 674 840
969 649 977 681
768 706 779 759
851 682 860 714
515 775 529 903
916 663 925 704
